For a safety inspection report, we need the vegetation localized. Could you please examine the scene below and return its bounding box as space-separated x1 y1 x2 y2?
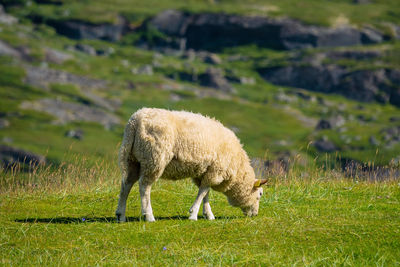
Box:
0 1 399 264
1 157 399 265
6 0 400 27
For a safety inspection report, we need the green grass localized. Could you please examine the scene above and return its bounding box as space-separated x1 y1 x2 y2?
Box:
9 0 400 27
1 163 399 265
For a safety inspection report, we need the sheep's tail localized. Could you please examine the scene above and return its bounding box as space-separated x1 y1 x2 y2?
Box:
118 116 137 180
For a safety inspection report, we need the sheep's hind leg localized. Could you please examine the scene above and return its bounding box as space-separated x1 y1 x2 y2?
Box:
202 191 215 220
189 186 210 221
139 176 158 222
116 162 140 222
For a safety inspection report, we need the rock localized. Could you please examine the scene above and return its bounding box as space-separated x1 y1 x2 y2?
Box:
34 0 63 5
2 137 13 143
45 16 128 41
227 54 249 62
353 0 370 4
315 119 331 130
329 115 345 127
313 139 337 152
24 65 107 90
369 136 380 146
361 27 384 44
0 40 31 60
388 70 400 107
23 65 120 112
341 158 400 180
0 118 10 129
96 46 115 56
240 77 255 85
259 64 345 93
389 116 400 122
148 9 189 36
295 91 316 102
326 50 382 60
145 10 383 51
45 48 73 64
202 53 221 64
198 67 234 93
20 98 120 129
131 65 153 75
393 25 400 40
65 128 84 140
381 126 400 142
0 145 46 171
0 4 18 25
182 49 196 61
251 155 290 176
274 91 297 103
74 43 96 55
258 64 400 107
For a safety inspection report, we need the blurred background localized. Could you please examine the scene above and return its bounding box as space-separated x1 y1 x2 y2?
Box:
0 0 399 178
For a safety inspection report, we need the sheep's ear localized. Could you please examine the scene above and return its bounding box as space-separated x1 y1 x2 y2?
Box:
253 179 268 188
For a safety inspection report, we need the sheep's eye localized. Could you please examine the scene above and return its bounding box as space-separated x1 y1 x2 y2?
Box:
259 191 263 196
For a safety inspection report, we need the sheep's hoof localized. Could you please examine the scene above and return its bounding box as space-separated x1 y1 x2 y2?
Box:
145 214 156 222
204 213 215 220
188 214 198 221
116 213 126 223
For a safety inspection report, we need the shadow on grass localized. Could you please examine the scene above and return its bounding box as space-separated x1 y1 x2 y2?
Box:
15 215 237 224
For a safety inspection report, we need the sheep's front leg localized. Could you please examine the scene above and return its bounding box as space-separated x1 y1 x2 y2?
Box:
189 186 210 221
139 179 155 222
202 191 215 220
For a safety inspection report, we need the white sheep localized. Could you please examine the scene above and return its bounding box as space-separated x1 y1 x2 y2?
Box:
115 108 267 222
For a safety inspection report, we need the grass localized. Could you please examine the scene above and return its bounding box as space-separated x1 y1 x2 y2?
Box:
8 0 400 27
1 156 399 265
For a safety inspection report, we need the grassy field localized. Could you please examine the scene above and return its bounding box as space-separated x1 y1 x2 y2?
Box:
1 2 400 264
1 158 399 266
11 0 400 27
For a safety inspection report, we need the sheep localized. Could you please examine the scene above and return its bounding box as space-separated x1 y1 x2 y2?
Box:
115 108 267 222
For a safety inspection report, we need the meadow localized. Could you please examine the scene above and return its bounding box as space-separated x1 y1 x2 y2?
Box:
1 156 399 266
1 0 400 265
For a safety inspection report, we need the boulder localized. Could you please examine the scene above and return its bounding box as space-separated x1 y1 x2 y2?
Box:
353 0 371 4
315 119 331 130
149 9 189 36
24 65 107 90
20 98 120 129
0 145 46 170
0 4 17 25
45 48 73 64
65 128 84 140
46 16 128 41
201 52 222 65
361 27 384 44
131 65 153 75
145 10 384 51
0 118 10 129
326 50 382 60
0 40 20 58
313 139 337 152
259 64 400 106
198 68 234 93
369 136 380 146
74 43 96 55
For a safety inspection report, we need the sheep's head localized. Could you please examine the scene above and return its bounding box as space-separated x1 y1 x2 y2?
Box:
240 179 268 217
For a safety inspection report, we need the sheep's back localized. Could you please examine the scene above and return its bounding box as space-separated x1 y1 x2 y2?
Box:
132 108 248 181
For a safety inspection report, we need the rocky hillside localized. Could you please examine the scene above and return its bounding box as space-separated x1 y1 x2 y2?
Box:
0 0 399 174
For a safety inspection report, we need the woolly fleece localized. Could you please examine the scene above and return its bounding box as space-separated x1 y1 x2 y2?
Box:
119 108 261 213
